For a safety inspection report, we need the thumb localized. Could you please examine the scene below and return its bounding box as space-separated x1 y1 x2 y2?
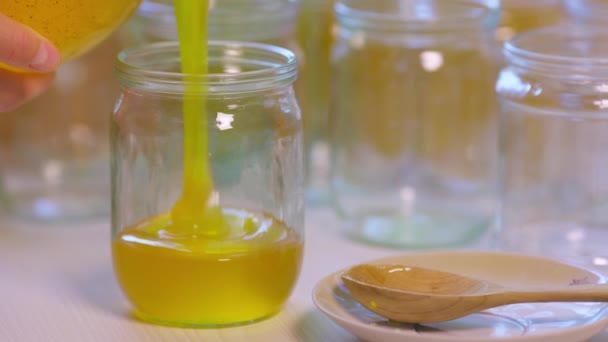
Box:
0 12 60 72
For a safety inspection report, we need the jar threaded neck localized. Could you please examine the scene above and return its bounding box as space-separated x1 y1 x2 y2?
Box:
116 41 298 95
504 26 608 79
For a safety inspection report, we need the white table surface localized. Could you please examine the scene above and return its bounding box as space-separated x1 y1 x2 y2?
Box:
2 207 608 342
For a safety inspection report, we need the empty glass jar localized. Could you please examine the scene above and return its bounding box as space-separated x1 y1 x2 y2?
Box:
496 27 608 267
297 0 336 204
111 41 304 326
330 0 499 248
0 34 124 222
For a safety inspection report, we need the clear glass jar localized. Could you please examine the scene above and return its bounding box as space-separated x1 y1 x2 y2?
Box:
496 27 608 268
564 0 608 27
111 41 304 326
495 0 565 43
297 0 335 204
330 0 499 248
0 33 124 222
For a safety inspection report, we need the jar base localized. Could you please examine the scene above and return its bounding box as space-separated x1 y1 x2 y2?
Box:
132 309 281 328
501 220 608 268
347 209 491 249
6 191 109 223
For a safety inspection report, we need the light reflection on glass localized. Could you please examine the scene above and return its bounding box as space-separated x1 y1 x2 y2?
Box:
43 160 63 186
593 99 608 109
216 112 235 131
400 187 416 203
496 70 531 97
531 86 542 96
420 51 444 72
224 47 243 57
224 65 241 74
595 84 608 93
33 198 59 219
566 229 586 242
350 31 366 50
400 187 416 215
593 257 608 266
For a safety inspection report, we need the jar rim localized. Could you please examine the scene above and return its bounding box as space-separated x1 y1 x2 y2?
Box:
335 0 491 32
504 26 608 77
116 41 298 95
137 0 299 42
138 0 298 22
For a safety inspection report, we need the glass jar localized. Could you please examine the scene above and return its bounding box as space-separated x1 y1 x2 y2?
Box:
495 0 565 43
330 0 499 248
0 33 124 222
297 0 336 204
564 0 608 27
111 41 304 326
496 27 608 268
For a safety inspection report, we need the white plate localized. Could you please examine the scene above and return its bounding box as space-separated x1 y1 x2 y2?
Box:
313 251 608 342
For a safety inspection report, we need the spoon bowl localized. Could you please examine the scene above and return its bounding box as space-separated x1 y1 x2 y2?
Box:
342 263 608 323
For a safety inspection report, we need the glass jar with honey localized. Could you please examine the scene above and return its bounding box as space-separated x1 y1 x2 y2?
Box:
111 41 304 326
330 0 499 248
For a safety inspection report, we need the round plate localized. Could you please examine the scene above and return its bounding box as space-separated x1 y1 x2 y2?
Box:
312 251 608 342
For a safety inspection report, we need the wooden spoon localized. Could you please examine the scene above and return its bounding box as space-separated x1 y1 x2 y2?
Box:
341 264 608 323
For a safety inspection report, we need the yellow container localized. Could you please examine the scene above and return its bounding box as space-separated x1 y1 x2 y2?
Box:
0 0 140 61
111 41 305 327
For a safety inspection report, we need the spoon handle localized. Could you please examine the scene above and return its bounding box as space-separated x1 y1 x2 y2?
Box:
500 284 608 304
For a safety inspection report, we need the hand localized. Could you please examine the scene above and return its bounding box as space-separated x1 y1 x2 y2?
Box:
0 12 60 112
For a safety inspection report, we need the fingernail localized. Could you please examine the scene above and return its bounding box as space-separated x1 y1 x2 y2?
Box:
29 41 60 72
